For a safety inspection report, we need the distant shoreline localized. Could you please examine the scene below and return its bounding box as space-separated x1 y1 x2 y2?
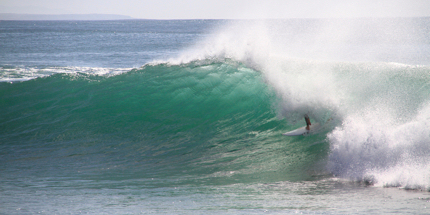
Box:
0 13 134 20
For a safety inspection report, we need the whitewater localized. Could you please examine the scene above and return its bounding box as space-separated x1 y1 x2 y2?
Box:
1 19 430 214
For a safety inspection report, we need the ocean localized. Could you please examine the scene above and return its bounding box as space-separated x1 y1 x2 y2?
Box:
1 18 430 214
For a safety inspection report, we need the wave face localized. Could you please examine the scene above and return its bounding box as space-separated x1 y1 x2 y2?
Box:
2 18 430 192
2 61 329 187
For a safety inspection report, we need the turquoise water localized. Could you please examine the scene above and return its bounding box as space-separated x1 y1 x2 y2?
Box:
1 19 430 214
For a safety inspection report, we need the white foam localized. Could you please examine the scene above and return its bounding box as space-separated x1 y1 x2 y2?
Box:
0 66 133 82
327 103 430 189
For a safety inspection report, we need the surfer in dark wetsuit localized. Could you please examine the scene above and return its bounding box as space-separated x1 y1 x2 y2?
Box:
304 114 311 130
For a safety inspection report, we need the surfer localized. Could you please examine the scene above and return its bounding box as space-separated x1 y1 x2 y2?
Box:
282 114 319 136
304 114 311 130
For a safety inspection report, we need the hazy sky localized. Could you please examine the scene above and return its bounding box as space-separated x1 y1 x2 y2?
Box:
1 0 430 19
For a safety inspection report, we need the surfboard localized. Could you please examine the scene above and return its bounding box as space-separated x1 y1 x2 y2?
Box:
282 123 321 136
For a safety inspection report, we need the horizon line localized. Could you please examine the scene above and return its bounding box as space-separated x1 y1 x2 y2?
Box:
1 13 429 21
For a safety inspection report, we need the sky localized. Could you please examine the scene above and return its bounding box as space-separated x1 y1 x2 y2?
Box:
1 0 430 19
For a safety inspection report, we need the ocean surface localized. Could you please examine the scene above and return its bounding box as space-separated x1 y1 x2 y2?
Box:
1 18 430 214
